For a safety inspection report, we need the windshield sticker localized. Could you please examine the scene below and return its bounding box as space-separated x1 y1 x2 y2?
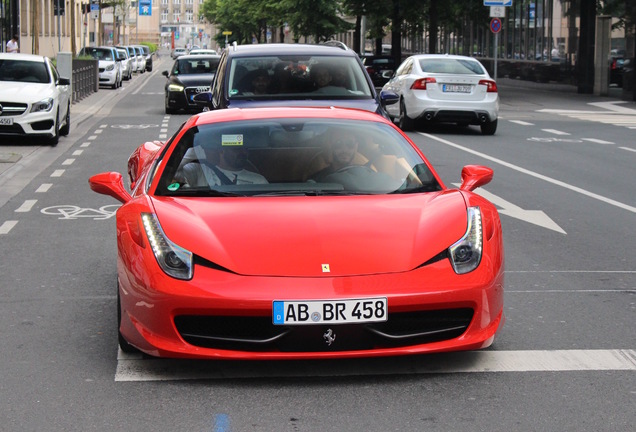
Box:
222 134 244 146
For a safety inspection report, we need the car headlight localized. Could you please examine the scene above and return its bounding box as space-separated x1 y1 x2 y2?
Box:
30 98 55 113
106 64 115 71
141 213 193 280
449 206 482 274
168 83 185 92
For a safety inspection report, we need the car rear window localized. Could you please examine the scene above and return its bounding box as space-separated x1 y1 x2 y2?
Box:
418 58 486 75
227 55 372 100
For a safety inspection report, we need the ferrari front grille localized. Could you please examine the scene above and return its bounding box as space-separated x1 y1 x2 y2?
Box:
174 308 474 352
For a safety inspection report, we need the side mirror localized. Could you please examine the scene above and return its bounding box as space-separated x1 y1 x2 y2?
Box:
379 90 399 106
382 70 394 79
88 172 131 204
193 91 213 107
58 77 71 86
459 165 493 191
162 70 169 77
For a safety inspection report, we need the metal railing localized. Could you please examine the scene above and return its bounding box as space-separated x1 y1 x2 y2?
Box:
71 59 99 103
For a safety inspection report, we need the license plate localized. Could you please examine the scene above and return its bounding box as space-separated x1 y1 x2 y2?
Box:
273 298 387 325
0 117 13 125
442 84 471 93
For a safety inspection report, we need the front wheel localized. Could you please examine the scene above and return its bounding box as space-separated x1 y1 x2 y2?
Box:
117 285 140 354
59 102 70 136
481 119 498 135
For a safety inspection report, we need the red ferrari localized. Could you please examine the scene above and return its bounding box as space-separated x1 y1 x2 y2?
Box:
89 106 504 359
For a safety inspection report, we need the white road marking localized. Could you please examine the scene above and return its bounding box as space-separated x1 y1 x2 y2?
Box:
62 158 75 165
419 133 636 214
509 120 534 126
50 170 65 177
15 199 37 212
0 220 18 234
94 129 103 134
72 150 84 156
620 147 636 153
80 142 90 148
588 101 636 114
35 183 52 193
542 129 570 135
581 138 614 144
114 349 636 381
87 135 97 141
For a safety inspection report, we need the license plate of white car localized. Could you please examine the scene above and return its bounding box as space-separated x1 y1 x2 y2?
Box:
443 84 471 93
0 117 13 125
273 298 387 325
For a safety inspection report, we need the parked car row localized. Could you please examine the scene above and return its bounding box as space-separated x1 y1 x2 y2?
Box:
78 44 153 89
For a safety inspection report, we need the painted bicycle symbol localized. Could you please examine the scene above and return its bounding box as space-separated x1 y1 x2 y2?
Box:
111 124 158 129
41 204 120 220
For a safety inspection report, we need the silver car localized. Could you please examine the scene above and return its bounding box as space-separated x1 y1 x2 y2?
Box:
382 54 499 134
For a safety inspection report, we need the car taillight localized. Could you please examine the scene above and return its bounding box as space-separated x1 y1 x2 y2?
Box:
411 77 437 90
478 79 498 92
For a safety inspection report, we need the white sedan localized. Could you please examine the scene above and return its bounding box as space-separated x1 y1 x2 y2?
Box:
382 54 499 135
0 53 71 145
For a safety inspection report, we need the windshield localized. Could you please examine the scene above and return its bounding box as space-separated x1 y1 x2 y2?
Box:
0 59 50 83
173 58 220 75
227 55 372 100
80 47 114 61
156 118 441 197
418 58 486 75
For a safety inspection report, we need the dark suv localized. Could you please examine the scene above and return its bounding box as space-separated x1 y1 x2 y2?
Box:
195 43 397 116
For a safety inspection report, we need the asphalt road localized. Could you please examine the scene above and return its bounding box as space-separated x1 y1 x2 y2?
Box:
0 65 634 431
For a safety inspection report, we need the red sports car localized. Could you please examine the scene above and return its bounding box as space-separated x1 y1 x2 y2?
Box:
89 106 504 359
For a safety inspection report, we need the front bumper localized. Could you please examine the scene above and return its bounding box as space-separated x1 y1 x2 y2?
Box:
118 249 505 360
0 109 57 138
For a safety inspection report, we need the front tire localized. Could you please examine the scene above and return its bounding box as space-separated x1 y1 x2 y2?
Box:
49 110 60 146
59 102 70 136
117 285 140 354
481 118 498 135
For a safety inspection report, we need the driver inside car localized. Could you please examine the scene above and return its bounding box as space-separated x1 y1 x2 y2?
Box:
309 129 400 192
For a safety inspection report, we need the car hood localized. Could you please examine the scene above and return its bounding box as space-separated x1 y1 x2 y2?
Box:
151 191 468 277
227 98 380 113
0 82 53 102
171 74 214 86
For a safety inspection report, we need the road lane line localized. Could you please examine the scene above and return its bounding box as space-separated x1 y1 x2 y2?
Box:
114 349 636 381
620 147 636 153
73 150 84 156
542 129 570 135
509 120 534 126
50 169 65 177
35 184 52 193
62 158 75 165
581 138 614 144
419 133 636 214
15 199 37 212
0 220 18 234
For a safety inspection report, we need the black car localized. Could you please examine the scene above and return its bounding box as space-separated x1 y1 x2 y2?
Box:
361 55 397 88
162 54 221 114
194 43 398 117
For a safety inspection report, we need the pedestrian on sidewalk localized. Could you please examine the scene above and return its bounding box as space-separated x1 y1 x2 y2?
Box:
6 34 19 53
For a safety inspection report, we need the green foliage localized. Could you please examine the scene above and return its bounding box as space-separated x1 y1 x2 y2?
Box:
140 42 158 53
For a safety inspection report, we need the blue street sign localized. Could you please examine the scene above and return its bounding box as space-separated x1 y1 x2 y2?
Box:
484 0 512 6
139 0 152 16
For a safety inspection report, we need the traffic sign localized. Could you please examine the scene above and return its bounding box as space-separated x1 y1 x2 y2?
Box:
490 18 502 34
484 0 512 6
